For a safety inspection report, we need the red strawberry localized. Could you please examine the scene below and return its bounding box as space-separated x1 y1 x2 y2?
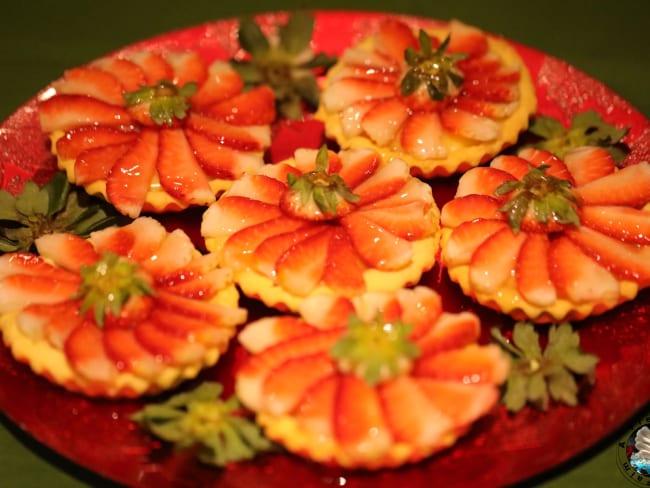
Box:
395 287 443 339
156 289 239 323
451 96 518 120
440 194 503 228
185 113 268 151
469 226 527 294
563 146 616 186
573 161 650 207
457 53 501 75
442 219 509 267
461 81 519 104
165 51 208 87
205 85 276 125
489 154 531 180
156 128 214 205
126 51 174 84
321 77 395 112
74 142 132 185
354 201 434 239
517 148 574 182
0 273 81 313
52 67 125 105
89 217 166 261
515 232 556 307
440 107 499 141
580 205 650 245
34 233 100 272
16 300 79 343
375 18 418 62
548 234 620 302
417 379 498 426
455 166 516 198
226 173 287 205
0 253 76 281
105 129 159 218
565 226 650 286
238 316 318 353
90 56 147 92
465 67 521 85
337 147 380 188
293 148 342 174
143 232 203 278
201 195 283 237
39 94 133 133
342 212 413 270
365 178 434 210
102 328 163 380
338 99 377 137
261 353 336 415
268 118 325 164
56 126 137 160
400 111 448 160
134 319 206 365
157 267 230 300
448 20 489 57
360 98 409 146
299 294 357 330
413 311 480 356
149 307 235 347
339 47 399 71
413 344 509 384
64 321 118 383
191 61 244 108
276 227 335 296
351 158 410 207
322 228 367 295
293 375 338 441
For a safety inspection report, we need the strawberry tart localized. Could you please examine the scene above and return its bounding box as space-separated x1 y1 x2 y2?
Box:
0 217 247 397
439 146 650 322
201 146 440 311
315 18 537 177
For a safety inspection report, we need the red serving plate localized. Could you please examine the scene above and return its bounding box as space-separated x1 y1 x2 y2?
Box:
1 10 649 488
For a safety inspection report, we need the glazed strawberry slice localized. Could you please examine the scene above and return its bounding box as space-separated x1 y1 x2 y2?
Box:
455 166 516 198
39 94 133 133
55 126 137 160
440 107 499 141
413 344 509 384
238 316 318 353
375 18 418 62
185 113 268 151
74 142 133 185
580 205 650 245
442 219 508 267
65 322 119 384
490 154 534 180
155 289 239 324
149 307 235 347
351 158 410 206
16 300 81 343
276 227 335 296
548 235 620 303
573 161 650 207
127 51 174 84
320 77 395 112
0 273 81 313
414 311 480 356
400 112 448 160
339 47 399 72
517 148 574 182
89 56 146 92
205 85 275 126
35 233 100 272
515 233 556 307
52 67 125 105
166 51 208 87
106 129 159 218
364 178 434 210
450 96 518 120
225 173 287 205
440 194 503 228
0 253 76 280
447 20 489 57
134 320 206 365
191 61 244 108
201 196 283 237
563 146 616 186
157 267 231 300
102 327 163 380
417 379 498 426
338 99 377 137
90 216 167 261
354 201 434 239
361 98 410 146
293 375 339 442
469 226 527 294
395 287 443 338
261 353 336 415
322 229 367 296
157 128 215 206
186 129 263 179
145 234 208 279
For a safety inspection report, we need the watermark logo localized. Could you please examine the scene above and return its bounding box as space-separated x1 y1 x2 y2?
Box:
616 416 650 487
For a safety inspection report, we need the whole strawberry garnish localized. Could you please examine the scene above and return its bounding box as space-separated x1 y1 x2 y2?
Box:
494 165 580 234
279 145 360 220
123 79 197 127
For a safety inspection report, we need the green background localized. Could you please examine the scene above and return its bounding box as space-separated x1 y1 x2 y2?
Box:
0 0 648 486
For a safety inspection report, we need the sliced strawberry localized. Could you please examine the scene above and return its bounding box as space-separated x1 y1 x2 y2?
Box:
413 343 509 384
191 61 244 108
89 217 167 261
276 227 335 296
379 376 453 447
322 228 367 295
321 77 395 112
440 107 499 141
222 216 308 271
39 94 133 133
134 319 206 365
64 321 118 383
105 129 159 218
455 166 516 198
440 194 503 228
269 118 325 163
360 98 409 146
157 128 214 206
205 85 276 126
262 352 336 415
0 252 77 280
293 375 339 440
448 20 489 57
329 148 377 189
365 178 434 210
238 316 318 353
563 146 616 186
469 226 527 294
400 111 448 160
441 219 509 267
451 96 518 120
35 233 100 272
394 287 443 339
517 148 574 182
339 47 399 71
102 327 163 379
90 56 146 92
253 225 328 279
351 158 410 206
52 66 125 105
489 155 532 180
573 161 650 207
16 300 80 342
186 128 263 179
150 307 236 347
338 99 378 137
185 113 269 151
457 52 501 75
375 18 418 62
299 294 357 330
515 232 557 307
354 201 434 239
548 234 620 302
333 374 392 460
342 212 413 270
74 142 133 185
156 289 238 323
225 173 287 205
165 51 208 87
414 311 480 356
0 273 81 313
565 226 650 286
126 51 174 84
140 230 196 277
461 80 519 104
56 126 137 160
580 205 650 245
417 379 498 426
200 196 283 238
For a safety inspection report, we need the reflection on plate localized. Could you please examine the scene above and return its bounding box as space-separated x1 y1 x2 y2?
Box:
1 10 650 488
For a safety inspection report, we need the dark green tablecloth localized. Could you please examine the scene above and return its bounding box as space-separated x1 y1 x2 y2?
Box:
0 1 648 486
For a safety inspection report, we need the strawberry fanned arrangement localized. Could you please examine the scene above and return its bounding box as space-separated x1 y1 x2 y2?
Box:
0 10 647 477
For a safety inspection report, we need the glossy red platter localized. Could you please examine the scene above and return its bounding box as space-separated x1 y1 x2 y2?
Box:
1 10 650 488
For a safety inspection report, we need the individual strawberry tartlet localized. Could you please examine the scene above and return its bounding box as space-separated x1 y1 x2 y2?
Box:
200 146 440 311
38 49 275 217
235 286 509 469
315 18 536 177
439 146 650 322
0 217 247 397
